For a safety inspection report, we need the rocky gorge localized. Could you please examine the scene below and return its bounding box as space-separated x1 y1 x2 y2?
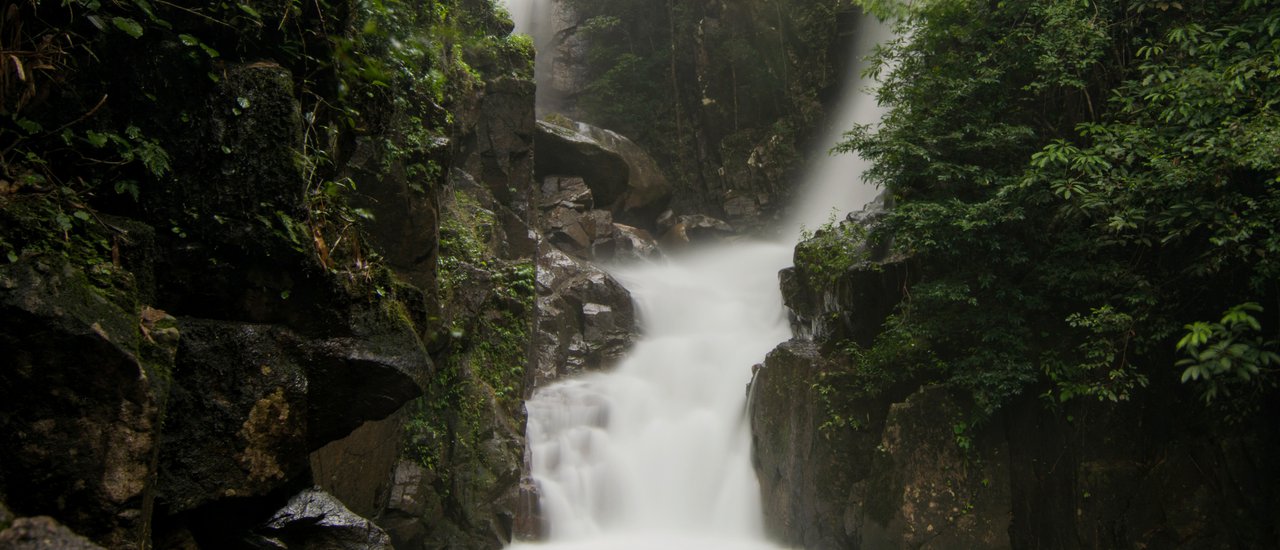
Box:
3 0 1279 549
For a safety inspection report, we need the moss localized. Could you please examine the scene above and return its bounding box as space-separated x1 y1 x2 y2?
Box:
236 387 293 483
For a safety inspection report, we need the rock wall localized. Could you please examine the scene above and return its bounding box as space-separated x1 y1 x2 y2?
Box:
0 1 544 548
750 222 1280 549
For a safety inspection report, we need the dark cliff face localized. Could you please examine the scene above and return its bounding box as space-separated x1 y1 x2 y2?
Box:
0 1 541 548
750 220 1280 549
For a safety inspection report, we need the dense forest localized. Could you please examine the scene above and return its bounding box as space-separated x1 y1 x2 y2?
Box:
822 0 1280 427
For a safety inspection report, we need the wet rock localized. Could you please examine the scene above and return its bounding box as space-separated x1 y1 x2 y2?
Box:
377 460 430 548
459 76 537 213
533 120 672 228
147 62 305 251
533 246 636 387
543 205 614 260
784 212 913 347
536 0 591 115
310 414 405 521
779 258 912 347
513 478 544 541
537 175 660 262
865 387 1011 549
656 209 677 235
660 214 736 247
539 176 594 210
610 224 661 262
751 345 1010 549
534 120 629 204
0 517 107 550
750 341 861 549
722 192 762 222
158 317 427 514
0 259 172 548
252 488 392 549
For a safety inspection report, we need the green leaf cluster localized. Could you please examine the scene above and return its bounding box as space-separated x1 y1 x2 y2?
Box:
830 0 1280 422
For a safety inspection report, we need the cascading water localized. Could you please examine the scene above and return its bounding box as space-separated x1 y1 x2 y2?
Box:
786 17 895 238
516 244 795 550
507 6 891 549
501 0 560 113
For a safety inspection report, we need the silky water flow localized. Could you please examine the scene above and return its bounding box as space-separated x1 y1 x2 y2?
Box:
507 4 893 548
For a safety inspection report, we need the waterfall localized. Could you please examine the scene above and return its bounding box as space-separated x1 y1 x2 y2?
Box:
786 16 895 240
509 6 891 549
516 244 794 549
502 0 561 113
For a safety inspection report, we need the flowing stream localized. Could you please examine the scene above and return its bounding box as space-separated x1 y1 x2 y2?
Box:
506 2 890 547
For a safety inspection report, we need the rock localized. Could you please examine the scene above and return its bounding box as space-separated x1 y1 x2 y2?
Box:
0 502 12 530
377 460 431 548
722 191 761 222
751 346 1011 549
660 214 735 247
571 122 672 224
157 316 427 514
458 76 537 213
513 477 544 541
785 214 913 346
610 224 661 262
779 259 911 347
253 488 392 549
543 205 606 259
310 414 405 520
864 387 1011 549
0 517 107 550
147 62 305 252
750 341 865 549
536 0 591 115
537 174 661 262
0 259 172 548
533 245 636 387
534 120 630 205
539 176 594 210
656 209 677 234
533 120 672 228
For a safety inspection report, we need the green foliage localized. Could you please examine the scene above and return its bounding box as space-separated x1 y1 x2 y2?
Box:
795 216 870 290
1177 303 1280 403
830 0 1280 422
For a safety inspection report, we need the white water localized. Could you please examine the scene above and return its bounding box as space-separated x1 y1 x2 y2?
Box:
508 5 891 550
502 0 559 112
515 244 793 549
786 18 895 239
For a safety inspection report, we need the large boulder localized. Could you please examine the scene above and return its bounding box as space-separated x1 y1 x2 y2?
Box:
750 343 1011 549
532 245 636 388
750 341 867 549
157 315 427 515
0 259 175 548
862 387 1011 549
534 120 672 228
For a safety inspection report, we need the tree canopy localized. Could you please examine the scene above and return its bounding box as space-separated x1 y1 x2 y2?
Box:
831 0 1280 419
